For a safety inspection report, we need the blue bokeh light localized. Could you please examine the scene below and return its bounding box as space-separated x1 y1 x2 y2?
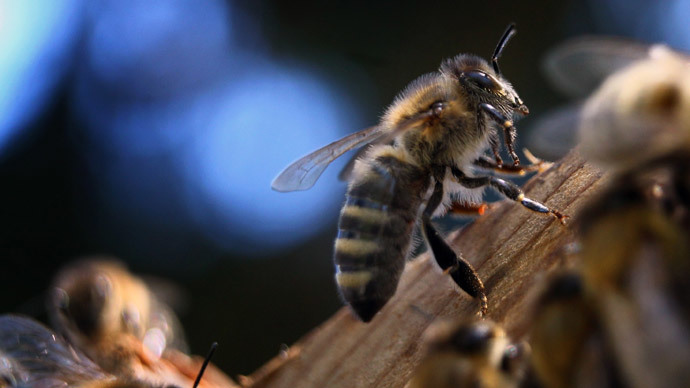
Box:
660 0 690 50
0 0 82 154
180 60 355 253
75 58 356 256
591 0 690 50
83 0 232 99
71 0 365 258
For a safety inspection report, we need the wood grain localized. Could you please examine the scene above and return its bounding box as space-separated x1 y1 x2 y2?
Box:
244 151 607 388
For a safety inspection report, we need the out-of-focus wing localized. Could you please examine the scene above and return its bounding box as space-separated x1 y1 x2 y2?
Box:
526 103 582 160
0 315 108 388
543 36 652 99
271 126 381 192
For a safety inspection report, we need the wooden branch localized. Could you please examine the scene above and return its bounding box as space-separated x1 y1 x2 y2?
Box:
244 151 607 388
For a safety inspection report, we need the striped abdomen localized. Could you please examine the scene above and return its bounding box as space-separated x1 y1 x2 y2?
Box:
334 153 428 322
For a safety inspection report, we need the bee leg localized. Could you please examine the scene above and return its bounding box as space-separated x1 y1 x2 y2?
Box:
451 167 568 225
484 111 504 166
474 155 535 176
422 180 488 316
479 103 519 165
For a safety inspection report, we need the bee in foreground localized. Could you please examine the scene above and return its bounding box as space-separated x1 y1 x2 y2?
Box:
528 40 690 388
272 24 567 322
0 315 222 388
47 259 188 376
574 45 690 387
407 319 529 388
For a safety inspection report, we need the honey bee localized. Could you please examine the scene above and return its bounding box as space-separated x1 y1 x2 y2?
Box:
529 208 690 388
407 319 528 388
527 39 690 388
527 272 620 388
0 314 177 388
272 24 567 322
47 259 188 377
536 38 690 223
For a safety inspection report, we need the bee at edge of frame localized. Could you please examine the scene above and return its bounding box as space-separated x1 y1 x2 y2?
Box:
47 259 188 377
0 315 225 388
406 319 529 388
272 24 568 322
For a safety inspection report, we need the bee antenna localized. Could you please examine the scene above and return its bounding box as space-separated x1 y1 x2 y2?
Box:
491 23 517 76
192 342 218 388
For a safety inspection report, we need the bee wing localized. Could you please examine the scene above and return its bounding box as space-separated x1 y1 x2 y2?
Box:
271 126 382 192
544 36 653 99
273 102 442 192
525 102 583 160
0 315 108 387
337 107 442 182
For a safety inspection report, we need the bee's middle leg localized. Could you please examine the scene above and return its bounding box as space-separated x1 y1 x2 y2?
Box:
422 179 488 316
451 167 568 224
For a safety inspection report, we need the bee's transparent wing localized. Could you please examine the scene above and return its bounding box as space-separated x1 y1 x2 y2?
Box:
0 349 29 388
272 102 443 192
544 36 652 98
526 103 583 160
271 126 382 192
0 315 108 388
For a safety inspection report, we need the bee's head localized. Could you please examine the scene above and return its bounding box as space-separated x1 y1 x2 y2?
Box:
440 24 529 117
51 270 111 339
49 260 132 342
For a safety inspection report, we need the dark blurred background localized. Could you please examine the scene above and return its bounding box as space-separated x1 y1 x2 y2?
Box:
1 0 688 378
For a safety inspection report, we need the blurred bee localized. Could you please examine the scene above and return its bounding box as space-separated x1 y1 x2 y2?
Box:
407 319 528 388
529 36 690 167
527 272 623 388
533 37 690 227
47 259 188 377
0 314 178 388
0 315 231 388
526 38 690 388
272 24 567 322
529 210 690 388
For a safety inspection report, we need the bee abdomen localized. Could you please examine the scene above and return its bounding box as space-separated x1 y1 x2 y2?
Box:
334 155 426 322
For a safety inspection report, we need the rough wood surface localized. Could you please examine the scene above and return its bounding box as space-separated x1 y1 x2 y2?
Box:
245 151 607 388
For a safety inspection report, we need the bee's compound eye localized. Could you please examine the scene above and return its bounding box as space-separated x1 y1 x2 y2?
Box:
463 71 498 91
500 343 526 373
450 323 493 353
431 102 445 116
93 274 112 299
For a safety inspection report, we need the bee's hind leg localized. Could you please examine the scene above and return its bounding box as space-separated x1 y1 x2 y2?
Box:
421 179 488 316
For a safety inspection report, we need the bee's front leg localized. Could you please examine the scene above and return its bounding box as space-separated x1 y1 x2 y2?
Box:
479 103 519 165
422 179 488 316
